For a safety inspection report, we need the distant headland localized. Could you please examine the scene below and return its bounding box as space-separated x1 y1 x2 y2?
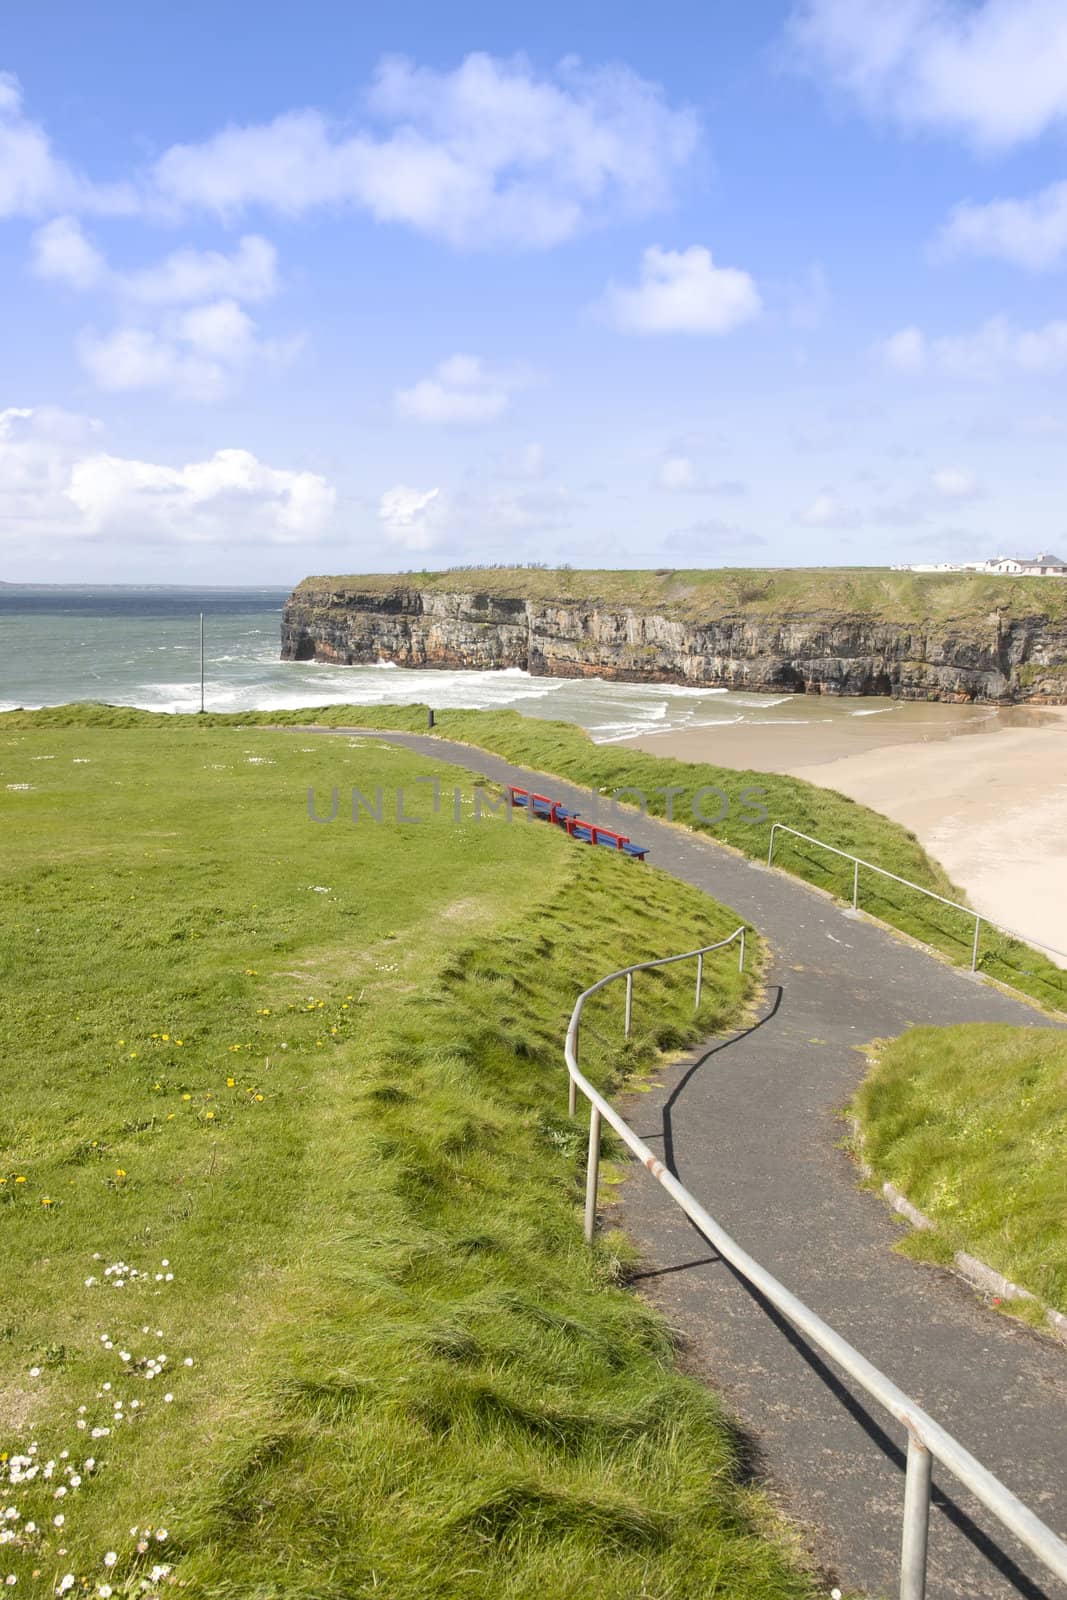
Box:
281 567 1067 704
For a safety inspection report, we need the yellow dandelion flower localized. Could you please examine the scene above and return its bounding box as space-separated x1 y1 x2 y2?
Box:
41 1196 52 1206
204 1110 215 1120
15 1175 26 1184
254 1093 264 1102
181 1093 191 1101
115 1168 126 1178
226 1077 235 1087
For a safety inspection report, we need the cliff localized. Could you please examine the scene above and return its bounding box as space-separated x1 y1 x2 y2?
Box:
280 569 1067 703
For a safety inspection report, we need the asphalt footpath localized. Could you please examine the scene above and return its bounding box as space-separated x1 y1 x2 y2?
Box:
295 727 1067 1600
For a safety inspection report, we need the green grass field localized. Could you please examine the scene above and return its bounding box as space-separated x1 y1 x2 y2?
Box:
5 702 1064 1013
290 566 1067 624
854 1025 1067 1318
0 720 817 1599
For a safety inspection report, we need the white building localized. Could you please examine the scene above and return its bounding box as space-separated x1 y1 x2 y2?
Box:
979 552 1067 576
893 553 1067 576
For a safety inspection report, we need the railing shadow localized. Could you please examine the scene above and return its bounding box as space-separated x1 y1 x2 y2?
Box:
622 980 1055 1596
691 1228 1055 1600
658 984 783 1178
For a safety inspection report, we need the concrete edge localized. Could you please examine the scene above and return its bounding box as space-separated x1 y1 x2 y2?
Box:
849 1116 1067 1345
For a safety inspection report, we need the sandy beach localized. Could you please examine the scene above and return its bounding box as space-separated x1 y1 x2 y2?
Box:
623 702 1067 963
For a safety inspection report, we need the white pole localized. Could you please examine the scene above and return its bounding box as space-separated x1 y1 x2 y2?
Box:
199 611 205 714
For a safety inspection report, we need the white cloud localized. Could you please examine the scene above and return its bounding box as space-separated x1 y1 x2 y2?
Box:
658 455 697 491
29 223 289 402
601 245 761 335
931 467 979 498
0 405 103 534
395 354 519 424
120 234 278 304
378 484 444 548
0 406 334 545
798 491 859 528
788 0 1067 149
794 471 987 534
935 181 1067 270
31 220 279 304
880 316 1067 378
470 482 573 531
67 447 333 542
149 54 699 248
0 71 136 217
30 215 108 288
78 298 297 402
517 442 545 477
879 326 927 372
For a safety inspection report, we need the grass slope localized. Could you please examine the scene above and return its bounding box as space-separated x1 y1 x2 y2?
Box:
292 567 1067 624
0 722 812 1599
4 702 1063 1012
855 1025 1067 1317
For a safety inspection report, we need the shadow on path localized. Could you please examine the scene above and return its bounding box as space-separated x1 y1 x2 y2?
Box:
661 1205 1056 1600
660 985 784 1178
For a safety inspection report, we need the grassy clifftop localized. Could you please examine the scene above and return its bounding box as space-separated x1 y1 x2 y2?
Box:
291 567 1067 624
4 703 1065 1011
0 719 814 1597
855 1024 1067 1318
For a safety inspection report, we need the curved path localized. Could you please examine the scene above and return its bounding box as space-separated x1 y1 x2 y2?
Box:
297 728 1067 1600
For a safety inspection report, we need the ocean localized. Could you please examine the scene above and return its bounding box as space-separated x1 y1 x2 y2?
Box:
0 583 923 745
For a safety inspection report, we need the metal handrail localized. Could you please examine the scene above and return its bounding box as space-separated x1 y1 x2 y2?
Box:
767 822 1067 975
565 932 1067 1600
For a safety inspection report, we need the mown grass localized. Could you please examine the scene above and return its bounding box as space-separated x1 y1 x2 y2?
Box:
0 722 815 1598
291 566 1067 624
5 701 1063 1012
854 1024 1067 1316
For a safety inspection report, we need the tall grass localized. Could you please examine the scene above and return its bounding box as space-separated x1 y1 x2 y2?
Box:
855 1024 1067 1316
0 721 813 1598
288 565 1067 624
5 701 1063 1010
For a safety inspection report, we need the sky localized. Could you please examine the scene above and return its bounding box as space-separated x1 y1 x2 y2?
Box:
3 0 1067 584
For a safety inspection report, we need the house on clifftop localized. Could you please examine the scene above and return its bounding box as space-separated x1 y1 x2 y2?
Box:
894 552 1067 576
981 552 1067 576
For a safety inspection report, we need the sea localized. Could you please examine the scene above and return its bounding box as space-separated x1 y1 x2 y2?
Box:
0 583 938 746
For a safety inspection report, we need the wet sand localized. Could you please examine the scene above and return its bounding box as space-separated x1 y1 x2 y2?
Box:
622 701 1067 963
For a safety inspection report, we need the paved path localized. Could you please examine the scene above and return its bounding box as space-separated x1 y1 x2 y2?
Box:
297 729 1067 1600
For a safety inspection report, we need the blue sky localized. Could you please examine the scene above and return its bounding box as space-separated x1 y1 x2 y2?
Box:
3 0 1067 583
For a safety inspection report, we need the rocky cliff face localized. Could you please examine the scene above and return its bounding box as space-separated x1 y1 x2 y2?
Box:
280 583 1067 703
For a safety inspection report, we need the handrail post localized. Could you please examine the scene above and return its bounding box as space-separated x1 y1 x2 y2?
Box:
561 936 1067 1593
568 1020 578 1117
738 927 745 972
767 823 776 869
900 1434 932 1600
584 1105 601 1244
853 857 860 912
624 970 633 1037
695 951 703 1010
971 915 981 973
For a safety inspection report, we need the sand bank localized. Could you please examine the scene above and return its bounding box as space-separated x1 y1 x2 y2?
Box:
622 703 1067 963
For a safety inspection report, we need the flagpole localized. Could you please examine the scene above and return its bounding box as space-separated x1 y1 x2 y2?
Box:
199 611 205 714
